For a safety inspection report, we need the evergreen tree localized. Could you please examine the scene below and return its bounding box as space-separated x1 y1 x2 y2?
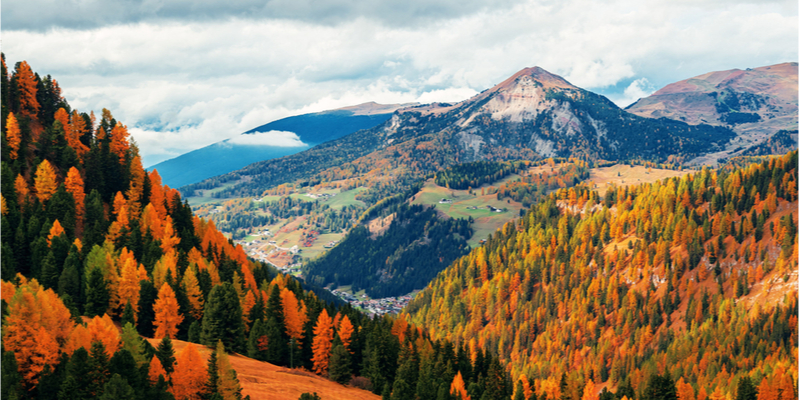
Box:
264 316 287 365
121 301 136 328
88 341 111 397
155 337 176 375
328 343 352 385
85 268 110 318
1 351 23 400
188 320 202 344
137 279 158 337
99 373 136 400
642 372 677 400
247 318 268 361
201 282 246 353
736 377 757 400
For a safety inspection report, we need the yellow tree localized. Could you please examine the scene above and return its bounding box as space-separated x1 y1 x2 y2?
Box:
182 266 204 320
116 249 141 317
311 308 334 375
34 159 58 204
215 340 243 400
153 283 184 339
6 112 21 159
87 314 122 358
110 122 130 164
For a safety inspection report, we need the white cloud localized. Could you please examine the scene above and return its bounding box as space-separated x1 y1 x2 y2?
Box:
3 0 796 166
607 78 658 108
225 130 308 147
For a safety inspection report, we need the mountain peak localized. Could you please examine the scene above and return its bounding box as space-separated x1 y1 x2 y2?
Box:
494 66 578 92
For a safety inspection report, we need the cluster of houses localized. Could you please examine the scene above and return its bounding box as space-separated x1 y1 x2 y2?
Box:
329 290 414 316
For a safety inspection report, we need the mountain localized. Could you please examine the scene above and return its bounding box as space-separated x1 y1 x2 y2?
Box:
150 102 412 188
404 152 798 398
182 66 735 199
626 62 798 163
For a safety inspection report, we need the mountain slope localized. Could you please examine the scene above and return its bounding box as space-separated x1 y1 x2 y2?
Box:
151 102 411 188
403 151 798 398
626 62 798 163
183 67 736 199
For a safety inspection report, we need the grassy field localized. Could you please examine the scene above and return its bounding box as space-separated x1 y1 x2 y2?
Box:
186 179 249 206
587 165 692 196
410 179 523 247
322 187 367 209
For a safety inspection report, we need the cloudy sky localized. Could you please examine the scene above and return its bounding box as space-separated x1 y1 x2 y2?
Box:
4 0 797 166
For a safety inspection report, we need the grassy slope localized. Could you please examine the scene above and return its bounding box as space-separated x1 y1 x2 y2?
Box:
146 338 380 400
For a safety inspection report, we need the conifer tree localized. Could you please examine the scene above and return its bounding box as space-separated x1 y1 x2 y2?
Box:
155 337 176 375
171 343 208 400
247 319 269 361
154 282 183 339
311 308 334 375
201 282 246 353
34 159 58 204
5 112 20 160
328 343 352 384
99 373 136 400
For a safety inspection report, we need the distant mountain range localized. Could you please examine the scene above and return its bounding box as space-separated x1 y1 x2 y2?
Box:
626 62 798 163
150 102 413 188
180 66 739 198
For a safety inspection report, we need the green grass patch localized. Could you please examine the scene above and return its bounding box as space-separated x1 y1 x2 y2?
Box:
323 187 367 210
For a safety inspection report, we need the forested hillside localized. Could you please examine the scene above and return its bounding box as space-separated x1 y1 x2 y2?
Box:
0 57 535 400
404 151 798 400
303 203 473 298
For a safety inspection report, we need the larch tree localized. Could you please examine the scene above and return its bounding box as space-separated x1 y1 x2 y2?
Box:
338 314 354 353
109 122 130 164
47 219 65 245
153 282 184 339
6 112 21 159
15 61 40 119
14 174 29 205
116 250 141 318
182 265 204 320
34 159 58 204
281 287 307 345
450 371 471 400
87 314 122 358
214 340 243 400
171 343 208 400
311 308 334 375
148 355 168 385
68 110 89 160
64 167 85 227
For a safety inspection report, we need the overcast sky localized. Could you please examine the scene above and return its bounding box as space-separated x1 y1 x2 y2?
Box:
3 0 797 166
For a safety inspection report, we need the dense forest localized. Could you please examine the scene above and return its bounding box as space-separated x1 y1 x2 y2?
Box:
405 151 798 400
303 203 473 298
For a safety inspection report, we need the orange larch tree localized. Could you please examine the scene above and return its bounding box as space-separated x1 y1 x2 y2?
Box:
14 174 29 205
116 248 141 317
109 122 130 164
171 343 209 400
6 112 21 159
450 371 471 400
15 61 40 119
153 282 184 339
281 288 307 346
215 340 243 400
311 308 334 375
54 108 70 134
47 219 65 245
34 159 58 204
87 314 121 358
68 110 89 160
338 314 354 353
148 355 169 385
64 167 85 228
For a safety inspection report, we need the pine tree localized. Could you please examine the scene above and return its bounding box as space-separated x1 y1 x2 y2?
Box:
201 282 246 353
246 317 269 360
155 336 177 375
137 279 158 337
328 342 352 384
99 373 136 400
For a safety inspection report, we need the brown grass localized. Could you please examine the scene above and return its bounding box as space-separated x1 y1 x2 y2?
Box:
588 165 691 196
146 338 380 400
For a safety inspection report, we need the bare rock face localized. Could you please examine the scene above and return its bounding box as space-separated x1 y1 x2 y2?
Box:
626 62 798 163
